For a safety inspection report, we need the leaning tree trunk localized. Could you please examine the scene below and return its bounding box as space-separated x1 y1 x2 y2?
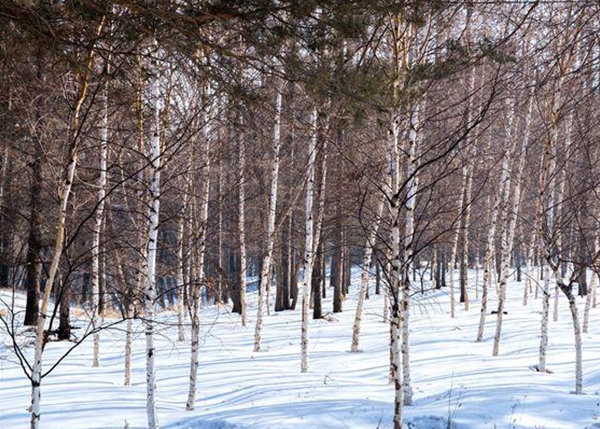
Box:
310 125 328 318
351 197 385 352
30 135 80 429
492 93 532 356
448 173 467 319
29 19 104 427
538 117 559 374
583 251 597 333
254 82 283 352
476 108 516 342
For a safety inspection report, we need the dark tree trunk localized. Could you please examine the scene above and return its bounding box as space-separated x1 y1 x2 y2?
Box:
24 153 43 327
516 247 522 282
441 248 447 287
275 254 285 312
99 245 106 315
345 244 351 295
460 255 467 303
332 216 343 313
375 259 381 295
231 250 242 314
58 279 71 341
366 260 371 300
312 240 323 319
277 219 290 311
290 256 299 310
321 244 326 299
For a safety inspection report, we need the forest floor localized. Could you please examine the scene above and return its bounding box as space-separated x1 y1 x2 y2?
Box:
1 270 600 429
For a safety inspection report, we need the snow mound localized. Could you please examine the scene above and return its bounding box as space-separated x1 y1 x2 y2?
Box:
406 415 454 429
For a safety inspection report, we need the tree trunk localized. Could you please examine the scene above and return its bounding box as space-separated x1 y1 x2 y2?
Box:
238 122 248 326
492 92 532 356
300 107 317 373
332 211 343 313
90 75 109 366
312 239 323 319
29 21 104 426
254 82 283 352
186 85 212 411
24 151 43 327
351 197 385 352
144 49 162 428
58 278 71 341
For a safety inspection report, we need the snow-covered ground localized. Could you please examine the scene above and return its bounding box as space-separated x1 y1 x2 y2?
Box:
1 270 600 429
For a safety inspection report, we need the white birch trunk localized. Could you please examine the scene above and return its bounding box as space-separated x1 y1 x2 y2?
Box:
254 83 283 351
539 262 551 372
176 210 186 341
583 261 596 333
186 93 212 411
91 76 109 367
401 101 420 406
300 107 317 373
492 93 532 355
449 176 466 319
238 125 248 327
390 69 403 429
29 19 104 426
351 197 385 351
476 107 515 342
539 110 560 374
144 53 162 429
567 290 583 394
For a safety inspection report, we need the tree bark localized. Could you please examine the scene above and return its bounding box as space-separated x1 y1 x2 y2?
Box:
300 107 317 373
254 82 283 351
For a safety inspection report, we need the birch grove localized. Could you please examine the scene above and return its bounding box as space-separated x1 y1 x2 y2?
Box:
2 2 600 429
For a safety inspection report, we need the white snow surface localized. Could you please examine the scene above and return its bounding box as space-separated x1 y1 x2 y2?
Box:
1 269 600 429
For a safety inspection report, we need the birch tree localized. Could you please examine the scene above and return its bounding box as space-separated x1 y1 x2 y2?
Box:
300 107 317 373
254 80 283 352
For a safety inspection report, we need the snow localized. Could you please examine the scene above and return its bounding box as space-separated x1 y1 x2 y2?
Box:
1 270 600 429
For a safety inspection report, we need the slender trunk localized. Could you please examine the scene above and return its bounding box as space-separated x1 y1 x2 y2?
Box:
539 263 551 372
30 109 78 429
476 96 521 342
312 240 323 319
144 49 162 429
254 83 283 351
176 208 187 341
400 100 420 406
238 125 248 326
375 261 381 295
332 209 343 313
459 165 473 309
492 93 532 355
91 75 109 366
300 107 317 373
186 87 212 411
566 289 583 394
351 198 385 351
583 265 596 333
24 152 42 327
29 20 104 426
